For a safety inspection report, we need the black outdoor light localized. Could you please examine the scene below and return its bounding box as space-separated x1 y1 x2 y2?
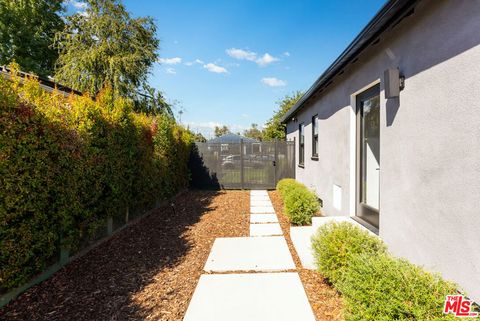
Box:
384 68 405 99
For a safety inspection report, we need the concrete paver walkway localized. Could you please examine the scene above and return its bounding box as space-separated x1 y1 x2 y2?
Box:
204 236 294 272
183 273 315 321
183 190 316 321
250 213 278 223
250 222 283 237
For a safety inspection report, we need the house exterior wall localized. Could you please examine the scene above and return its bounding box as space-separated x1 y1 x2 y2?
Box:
286 0 480 301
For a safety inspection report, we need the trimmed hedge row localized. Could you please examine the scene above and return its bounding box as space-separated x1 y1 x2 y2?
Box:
0 71 193 291
312 222 460 321
276 178 319 225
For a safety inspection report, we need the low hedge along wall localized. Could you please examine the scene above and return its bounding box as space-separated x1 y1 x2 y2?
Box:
312 222 460 321
276 179 319 225
0 72 193 291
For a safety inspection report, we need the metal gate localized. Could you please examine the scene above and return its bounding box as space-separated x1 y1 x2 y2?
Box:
192 140 295 189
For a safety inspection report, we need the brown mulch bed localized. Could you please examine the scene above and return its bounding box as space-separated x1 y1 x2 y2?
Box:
269 191 344 321
0 190 249 321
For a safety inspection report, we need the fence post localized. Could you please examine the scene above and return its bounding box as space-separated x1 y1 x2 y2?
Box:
59 247 69 265
240 139 244 189
107 217 113 235
274 139 278 187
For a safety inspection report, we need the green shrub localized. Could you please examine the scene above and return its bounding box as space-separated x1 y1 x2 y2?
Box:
276 178 319 225
276 178 303 198
311 221 387 285
0 69 193 291
337 253 458 321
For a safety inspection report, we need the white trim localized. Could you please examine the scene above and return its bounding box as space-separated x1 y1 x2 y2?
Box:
348 79 381 218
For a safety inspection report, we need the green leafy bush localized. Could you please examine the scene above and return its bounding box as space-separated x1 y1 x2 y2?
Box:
276 178 319 225
311 221 387 285
337 253 458 321
311 221 462 320
276 178 303 198
0 69 193 291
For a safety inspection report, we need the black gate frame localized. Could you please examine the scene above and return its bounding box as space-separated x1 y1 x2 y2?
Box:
192 140 295 190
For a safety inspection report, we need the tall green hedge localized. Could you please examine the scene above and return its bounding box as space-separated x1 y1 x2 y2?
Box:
0 70 193 291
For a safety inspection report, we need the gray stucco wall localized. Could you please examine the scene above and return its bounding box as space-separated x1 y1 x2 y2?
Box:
286 0 480 302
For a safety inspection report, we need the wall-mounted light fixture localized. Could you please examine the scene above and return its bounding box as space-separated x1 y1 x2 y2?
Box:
384 68 405 99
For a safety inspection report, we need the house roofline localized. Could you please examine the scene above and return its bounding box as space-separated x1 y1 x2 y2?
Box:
280 0 420 124
0 66 83 96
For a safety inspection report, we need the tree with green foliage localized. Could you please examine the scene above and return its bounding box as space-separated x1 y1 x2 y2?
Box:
54 0 159 98
134 85 174 117
214 125 230 137
243 123 263 141
192 132 207 142
263 91 303 141
0 0 65 77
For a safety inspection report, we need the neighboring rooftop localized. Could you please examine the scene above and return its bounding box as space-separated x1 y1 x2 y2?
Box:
281 0 419 123
0 65 82 96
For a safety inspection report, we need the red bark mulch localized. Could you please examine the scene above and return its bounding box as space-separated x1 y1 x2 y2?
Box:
0 190 249 321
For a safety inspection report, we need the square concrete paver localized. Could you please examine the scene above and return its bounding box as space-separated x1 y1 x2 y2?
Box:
250 214 278 223
183 273 316 321
250 195 271 202
250 200 273 207
251 206 275 214
250 190 268 195
290 226 316 269
204 236 295 272
250 223 282 236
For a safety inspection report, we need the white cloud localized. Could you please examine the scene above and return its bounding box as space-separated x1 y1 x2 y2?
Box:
226 48 257 61
68 0 87 9
185 121 248 139
203 63 228 74
185 59 204 66
283 52 290 57
226 48 280 66
256 53 279 66
165 67 176 74
67 0 88 16
158 57 182 65
261 77 287 87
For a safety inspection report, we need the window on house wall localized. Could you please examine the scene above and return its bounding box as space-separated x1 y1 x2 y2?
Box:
299 123 305 166
312 115 318 158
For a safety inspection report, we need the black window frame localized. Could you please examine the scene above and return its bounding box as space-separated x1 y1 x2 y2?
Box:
312 115 318 159
299 123 305 166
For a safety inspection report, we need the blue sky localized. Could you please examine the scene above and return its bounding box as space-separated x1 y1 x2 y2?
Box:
68 0 386 138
